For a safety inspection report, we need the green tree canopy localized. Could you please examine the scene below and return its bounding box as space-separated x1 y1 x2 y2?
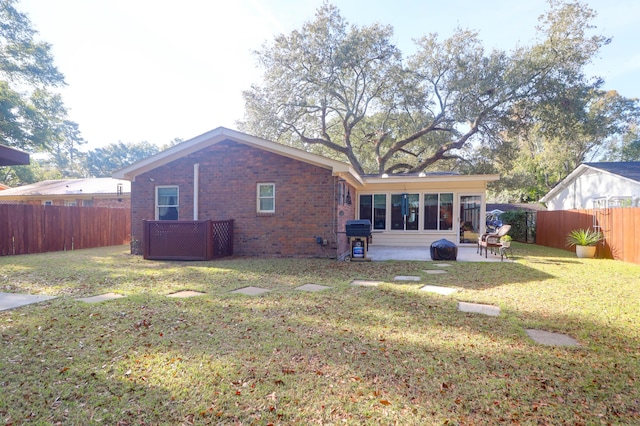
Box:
240 1 623 178
85 141 160 177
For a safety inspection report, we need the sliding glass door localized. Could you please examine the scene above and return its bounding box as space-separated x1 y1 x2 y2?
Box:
459 195 481 243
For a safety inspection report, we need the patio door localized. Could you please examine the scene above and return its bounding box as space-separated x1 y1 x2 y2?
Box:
459 195 481 244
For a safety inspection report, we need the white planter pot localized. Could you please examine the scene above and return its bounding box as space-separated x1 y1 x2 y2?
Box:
501 241 511 248
575 245 596 258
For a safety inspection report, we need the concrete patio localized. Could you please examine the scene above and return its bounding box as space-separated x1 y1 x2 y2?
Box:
365 245 510 262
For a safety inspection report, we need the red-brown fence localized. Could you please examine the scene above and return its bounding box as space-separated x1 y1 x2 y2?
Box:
537 207 640 264
0 204 130 256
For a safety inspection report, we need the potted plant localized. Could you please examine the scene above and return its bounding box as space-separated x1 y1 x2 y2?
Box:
566 228 603 258
500 234 512 248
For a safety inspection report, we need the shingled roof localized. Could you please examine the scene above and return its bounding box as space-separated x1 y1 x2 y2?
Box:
583 162 640 183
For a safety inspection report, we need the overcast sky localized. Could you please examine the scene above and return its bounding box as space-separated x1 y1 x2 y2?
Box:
18 0 640 151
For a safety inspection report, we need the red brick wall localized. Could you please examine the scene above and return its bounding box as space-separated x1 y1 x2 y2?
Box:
131 140 343 257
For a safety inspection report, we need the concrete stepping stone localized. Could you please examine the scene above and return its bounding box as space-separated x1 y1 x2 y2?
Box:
394 275 421 281
350 280 381 287
420 285 457 295
433 263 452 267
424 269 448 274
458 301 500 316
167 290 206 298
77 292 126 304
231 286 270 296
295 284 330 292
525 329 579 347
0 292 56 311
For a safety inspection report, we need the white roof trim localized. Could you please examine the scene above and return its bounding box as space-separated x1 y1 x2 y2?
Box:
540 165 588 203
113 127 358 182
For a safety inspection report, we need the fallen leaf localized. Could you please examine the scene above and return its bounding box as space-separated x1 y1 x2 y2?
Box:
380 399 391 406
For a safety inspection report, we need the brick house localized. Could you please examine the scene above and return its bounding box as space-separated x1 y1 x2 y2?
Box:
0 178 131 209
114 127 498 258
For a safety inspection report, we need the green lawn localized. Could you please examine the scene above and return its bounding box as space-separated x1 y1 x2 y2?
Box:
1 244 638 425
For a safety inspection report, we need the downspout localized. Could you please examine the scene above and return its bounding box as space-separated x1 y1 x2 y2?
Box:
193 163 199 220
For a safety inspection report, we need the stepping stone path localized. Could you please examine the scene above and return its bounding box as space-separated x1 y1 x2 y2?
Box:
525 329 579 347
76 292 125 304
6 274 579 348
350 280 381 287
433 263 452 267
394 275 421 281
167 290 206 298
231 286 270 296
0 292 56 311
458 301 501 317
295 284 330 292
420 285 457 295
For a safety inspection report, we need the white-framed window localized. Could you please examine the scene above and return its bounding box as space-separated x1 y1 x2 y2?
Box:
65 201 77 207
156 186 179 220
257 183 275 213
42 200 53 206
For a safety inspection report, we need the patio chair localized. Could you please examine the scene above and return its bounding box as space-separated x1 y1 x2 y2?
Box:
478 225 511 258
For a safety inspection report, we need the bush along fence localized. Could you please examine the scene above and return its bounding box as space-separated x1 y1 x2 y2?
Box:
499 209 537 244
536 207 640 264
0 204 130 256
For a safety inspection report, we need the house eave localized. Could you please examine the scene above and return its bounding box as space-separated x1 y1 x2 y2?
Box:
363 174 500 185
0 144 30 166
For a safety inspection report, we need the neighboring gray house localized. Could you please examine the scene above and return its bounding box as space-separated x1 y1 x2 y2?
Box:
540 162 640 210
0 178 131 208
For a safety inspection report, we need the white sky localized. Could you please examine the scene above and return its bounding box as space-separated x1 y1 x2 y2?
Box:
18 0 640 151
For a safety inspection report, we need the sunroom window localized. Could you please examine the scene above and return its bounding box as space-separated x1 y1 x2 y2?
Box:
424 193 453 230
359 194 386 230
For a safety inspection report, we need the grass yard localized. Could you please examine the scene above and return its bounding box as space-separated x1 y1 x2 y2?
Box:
0 244 638 425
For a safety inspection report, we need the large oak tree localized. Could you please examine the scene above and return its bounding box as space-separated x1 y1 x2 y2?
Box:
240 1 617 176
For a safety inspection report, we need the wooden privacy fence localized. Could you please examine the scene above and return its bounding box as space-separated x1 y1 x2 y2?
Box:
0 204 130 256
143 219 234 261
537 207 640 264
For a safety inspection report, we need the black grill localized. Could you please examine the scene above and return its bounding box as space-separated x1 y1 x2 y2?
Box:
345 220 371 237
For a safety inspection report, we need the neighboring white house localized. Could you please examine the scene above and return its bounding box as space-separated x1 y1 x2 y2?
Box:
540 162 640 210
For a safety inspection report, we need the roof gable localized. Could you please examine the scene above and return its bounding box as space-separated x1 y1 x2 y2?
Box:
113 127 361 185
540 162 640 203
112 126 499 189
